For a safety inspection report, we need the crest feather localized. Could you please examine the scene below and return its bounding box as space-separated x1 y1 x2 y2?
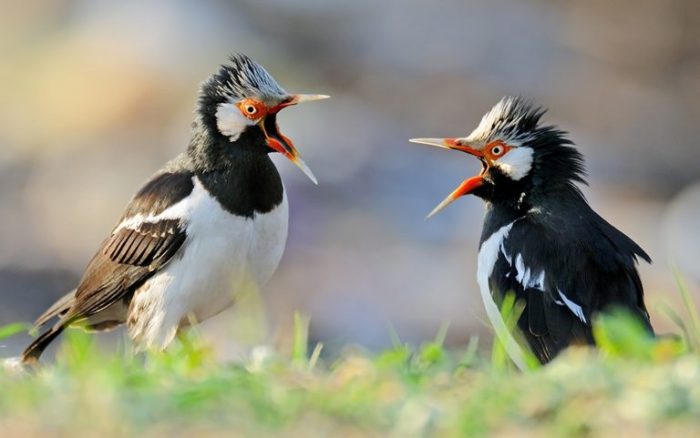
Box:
201 53 287 102
467 96 546 146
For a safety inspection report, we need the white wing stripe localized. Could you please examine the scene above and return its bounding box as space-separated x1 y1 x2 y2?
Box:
115 177 204 233
511 253 545 291
500 243 512 264
557 289 587 323
514 254 530 286
531 270 545 290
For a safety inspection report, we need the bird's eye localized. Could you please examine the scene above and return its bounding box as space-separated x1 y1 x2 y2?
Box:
485 141 510 158
239 100 263 119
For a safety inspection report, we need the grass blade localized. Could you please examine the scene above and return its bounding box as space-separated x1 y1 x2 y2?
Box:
292 312 309 365
0 322 30 340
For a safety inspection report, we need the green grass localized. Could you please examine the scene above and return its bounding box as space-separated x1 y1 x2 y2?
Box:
2 287 700 437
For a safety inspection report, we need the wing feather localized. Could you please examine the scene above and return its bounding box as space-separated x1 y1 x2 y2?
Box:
490 209 649 363
32 171 194 329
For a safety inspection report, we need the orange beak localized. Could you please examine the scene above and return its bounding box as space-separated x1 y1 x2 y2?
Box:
260 94 330 184
409 137 486 218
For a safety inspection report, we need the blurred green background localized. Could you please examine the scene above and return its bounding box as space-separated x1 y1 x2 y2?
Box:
1 0 699 358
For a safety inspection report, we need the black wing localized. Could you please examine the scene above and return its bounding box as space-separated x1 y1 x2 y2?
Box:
491 209 651 363
23 171 194 363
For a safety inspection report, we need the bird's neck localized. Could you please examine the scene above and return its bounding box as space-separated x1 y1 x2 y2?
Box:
187 116 269 169
481 182 588 243
184 118 284 217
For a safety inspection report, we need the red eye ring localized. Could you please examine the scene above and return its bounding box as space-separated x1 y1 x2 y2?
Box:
238 99 266 119
486 140 509 159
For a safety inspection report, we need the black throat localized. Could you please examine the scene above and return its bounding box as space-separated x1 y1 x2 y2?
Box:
186 120 284 218
479 169 533 211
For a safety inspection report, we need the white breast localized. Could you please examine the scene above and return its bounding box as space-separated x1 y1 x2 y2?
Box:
476 221 529 370
128 176 288 349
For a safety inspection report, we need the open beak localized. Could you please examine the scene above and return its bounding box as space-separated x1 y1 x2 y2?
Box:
409 137 486 218
270 94 330 112
289 94 331 104
261 94 330 184
409 137 483 156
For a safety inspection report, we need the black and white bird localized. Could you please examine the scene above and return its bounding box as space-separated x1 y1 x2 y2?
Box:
22 54 328 364
411 97 653 366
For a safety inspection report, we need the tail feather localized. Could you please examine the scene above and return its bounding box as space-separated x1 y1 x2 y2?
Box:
34 289 76 328
22 325 65 365
23 289 76 365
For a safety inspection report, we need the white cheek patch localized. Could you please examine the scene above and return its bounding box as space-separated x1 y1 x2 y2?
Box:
494 147 533 180
216 103 256 142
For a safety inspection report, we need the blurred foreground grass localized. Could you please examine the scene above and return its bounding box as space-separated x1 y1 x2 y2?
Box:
2 290 700 436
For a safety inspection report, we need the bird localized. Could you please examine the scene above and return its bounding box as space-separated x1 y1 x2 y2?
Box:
411 97 653 366
21 54 329 364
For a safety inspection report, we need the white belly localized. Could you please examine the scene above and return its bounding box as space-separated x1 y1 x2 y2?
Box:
128 178 288 349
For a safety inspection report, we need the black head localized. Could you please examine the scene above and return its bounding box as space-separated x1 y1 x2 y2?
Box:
411 96 586 216
192 54 329 182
